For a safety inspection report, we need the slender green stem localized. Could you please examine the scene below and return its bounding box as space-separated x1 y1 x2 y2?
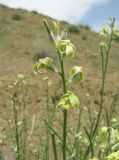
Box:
60 59 68 160
51 132 58 160
44 120 72 156
108 93 118 126
22 84 28 160
45 84 50 160
60 60 67 93
44 120 63 142
105 93 118 156
84 127 94 158
83 32 113 160
57 51 68 160
0 148 4 160
63 110 67 160
92 35 113 139
92 51 105 137
13 98 20 160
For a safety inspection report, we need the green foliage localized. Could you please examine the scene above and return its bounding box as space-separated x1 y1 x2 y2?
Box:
68 25 80 34
84 24 91 30
0 4 8 9
106 151 119 160
8 74 29 160
80 24 91 30
12 13 24 21
32 10 38 14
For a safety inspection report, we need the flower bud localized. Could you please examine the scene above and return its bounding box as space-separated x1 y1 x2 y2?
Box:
68 66 84 84
100 42 108 52
100 26 109 37
57 91 79 110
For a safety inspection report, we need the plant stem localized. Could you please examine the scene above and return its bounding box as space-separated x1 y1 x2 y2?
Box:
45 84 50 160
92 35 112 139
63 110 67 160
57 50 68 160
60 59 68 160
12 98 20 160
51 132 58 160
44 120 73 156
83 32 113 160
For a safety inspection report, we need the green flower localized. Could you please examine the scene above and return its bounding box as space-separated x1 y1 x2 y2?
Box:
57 91 79 110
68 66 84 84
56 40 76 58
100 26 110 37
34 57 57 73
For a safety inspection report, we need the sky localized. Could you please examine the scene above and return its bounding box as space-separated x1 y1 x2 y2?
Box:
0 0 118 31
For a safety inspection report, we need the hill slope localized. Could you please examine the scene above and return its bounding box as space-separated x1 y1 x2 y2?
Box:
0 4 119 111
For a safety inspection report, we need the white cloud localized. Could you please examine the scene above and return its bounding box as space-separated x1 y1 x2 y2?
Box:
0 0 111 23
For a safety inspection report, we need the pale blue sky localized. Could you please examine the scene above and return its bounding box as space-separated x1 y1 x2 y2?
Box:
80 0 119 31
0 0 118 31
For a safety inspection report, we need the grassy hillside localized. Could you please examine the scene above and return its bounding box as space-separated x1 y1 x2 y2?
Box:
0 4 119 159
0 4 119 108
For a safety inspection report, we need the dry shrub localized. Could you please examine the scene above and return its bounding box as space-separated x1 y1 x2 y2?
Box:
33 50 57 62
